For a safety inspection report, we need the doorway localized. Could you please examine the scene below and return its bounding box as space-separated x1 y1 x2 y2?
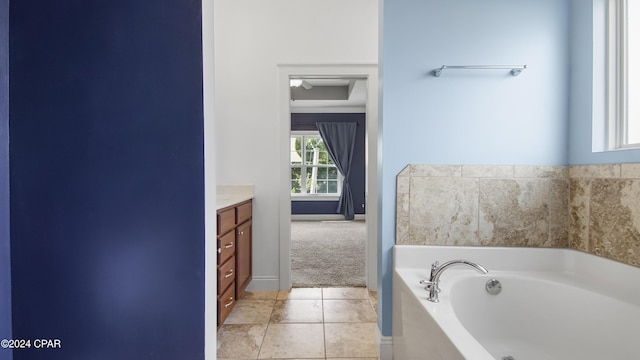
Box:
289 78 367 287
277 65 379 291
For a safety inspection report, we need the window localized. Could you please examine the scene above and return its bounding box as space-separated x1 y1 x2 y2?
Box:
607 0 640 149
290 132 342 198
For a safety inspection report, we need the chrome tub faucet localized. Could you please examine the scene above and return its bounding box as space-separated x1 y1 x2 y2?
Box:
420 259 488 303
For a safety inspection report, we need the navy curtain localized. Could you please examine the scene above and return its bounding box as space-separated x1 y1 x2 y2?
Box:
316 122 357 220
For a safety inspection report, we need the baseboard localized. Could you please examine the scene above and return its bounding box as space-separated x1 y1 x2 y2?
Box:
291 214 366 221
376 325 393 360
245 276 280 291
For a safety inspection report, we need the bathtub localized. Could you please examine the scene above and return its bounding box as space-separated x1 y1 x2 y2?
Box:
393 245 640 360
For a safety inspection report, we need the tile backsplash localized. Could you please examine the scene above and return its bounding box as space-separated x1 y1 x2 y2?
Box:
396 164 640 267
569 164 640 266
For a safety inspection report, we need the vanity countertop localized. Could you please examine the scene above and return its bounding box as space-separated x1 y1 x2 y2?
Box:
216 185 254 210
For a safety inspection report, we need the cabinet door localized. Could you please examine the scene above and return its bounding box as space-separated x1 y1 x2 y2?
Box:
235 219 252 298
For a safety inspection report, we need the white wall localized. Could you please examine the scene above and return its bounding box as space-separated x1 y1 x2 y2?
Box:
214 0 378 288
203 0 216 358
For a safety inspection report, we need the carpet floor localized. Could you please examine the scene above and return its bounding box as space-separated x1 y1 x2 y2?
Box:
290 220 366 287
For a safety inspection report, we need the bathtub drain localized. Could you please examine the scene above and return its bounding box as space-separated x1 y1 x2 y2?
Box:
486 278 502 295
502 356 515 360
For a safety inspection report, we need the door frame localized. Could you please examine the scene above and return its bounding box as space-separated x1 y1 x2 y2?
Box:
277 64 379 290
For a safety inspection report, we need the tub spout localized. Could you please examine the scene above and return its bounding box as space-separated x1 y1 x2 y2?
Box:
419 259 488 303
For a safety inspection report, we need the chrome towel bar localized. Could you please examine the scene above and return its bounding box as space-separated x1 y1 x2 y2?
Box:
433 65 527 77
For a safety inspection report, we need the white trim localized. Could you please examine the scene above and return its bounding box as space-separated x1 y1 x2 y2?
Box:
291 130 322 136
201 0 216 358
245 276 281 291
376 325 393 360
593 0 608 152
291 106 367 113
291 195 340 201
291 214 366 221
278 64 379 292
606 0 620 150
605 0 640 150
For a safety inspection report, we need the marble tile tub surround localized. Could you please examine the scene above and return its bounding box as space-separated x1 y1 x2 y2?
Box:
396 164 570 248
570 164 640 266
396 163 640 267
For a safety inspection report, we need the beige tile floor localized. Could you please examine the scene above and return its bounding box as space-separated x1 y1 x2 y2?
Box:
217 287 378 360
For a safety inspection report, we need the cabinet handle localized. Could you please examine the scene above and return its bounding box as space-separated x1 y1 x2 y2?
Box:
224 297 234 308
217 248 221 254
238 231 244 236
224 242 234 249
224 269 234 278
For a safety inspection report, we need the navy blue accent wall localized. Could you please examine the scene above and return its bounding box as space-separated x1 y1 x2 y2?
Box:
291 113 366 215
0 0 11 358
9 1 204 359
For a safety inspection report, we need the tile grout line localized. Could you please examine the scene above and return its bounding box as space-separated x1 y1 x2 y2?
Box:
254 295 277 360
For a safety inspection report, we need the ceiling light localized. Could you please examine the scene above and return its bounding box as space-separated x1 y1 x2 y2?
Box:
290 79 302 87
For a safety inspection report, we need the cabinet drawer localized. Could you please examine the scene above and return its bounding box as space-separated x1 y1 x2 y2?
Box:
217 231 235 264
217 208 235 235
217 256 235 294
218 281 235 325
236 201 252 225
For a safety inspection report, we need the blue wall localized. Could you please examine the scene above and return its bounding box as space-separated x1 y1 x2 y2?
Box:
9 1 205 359
291 113 366 215
380 0 570 336
0 0 11 358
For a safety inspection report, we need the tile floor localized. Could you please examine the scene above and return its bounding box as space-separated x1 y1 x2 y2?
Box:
217 287 379 359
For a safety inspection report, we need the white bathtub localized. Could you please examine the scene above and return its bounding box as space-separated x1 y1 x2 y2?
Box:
393 245 640 360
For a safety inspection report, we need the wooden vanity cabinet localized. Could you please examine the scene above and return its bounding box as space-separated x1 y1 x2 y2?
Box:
216 199 252 328
235 219 252 299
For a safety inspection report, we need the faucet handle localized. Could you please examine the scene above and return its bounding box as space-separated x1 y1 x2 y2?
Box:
429 261 440 281
419 279 436 289
419 279 441 293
